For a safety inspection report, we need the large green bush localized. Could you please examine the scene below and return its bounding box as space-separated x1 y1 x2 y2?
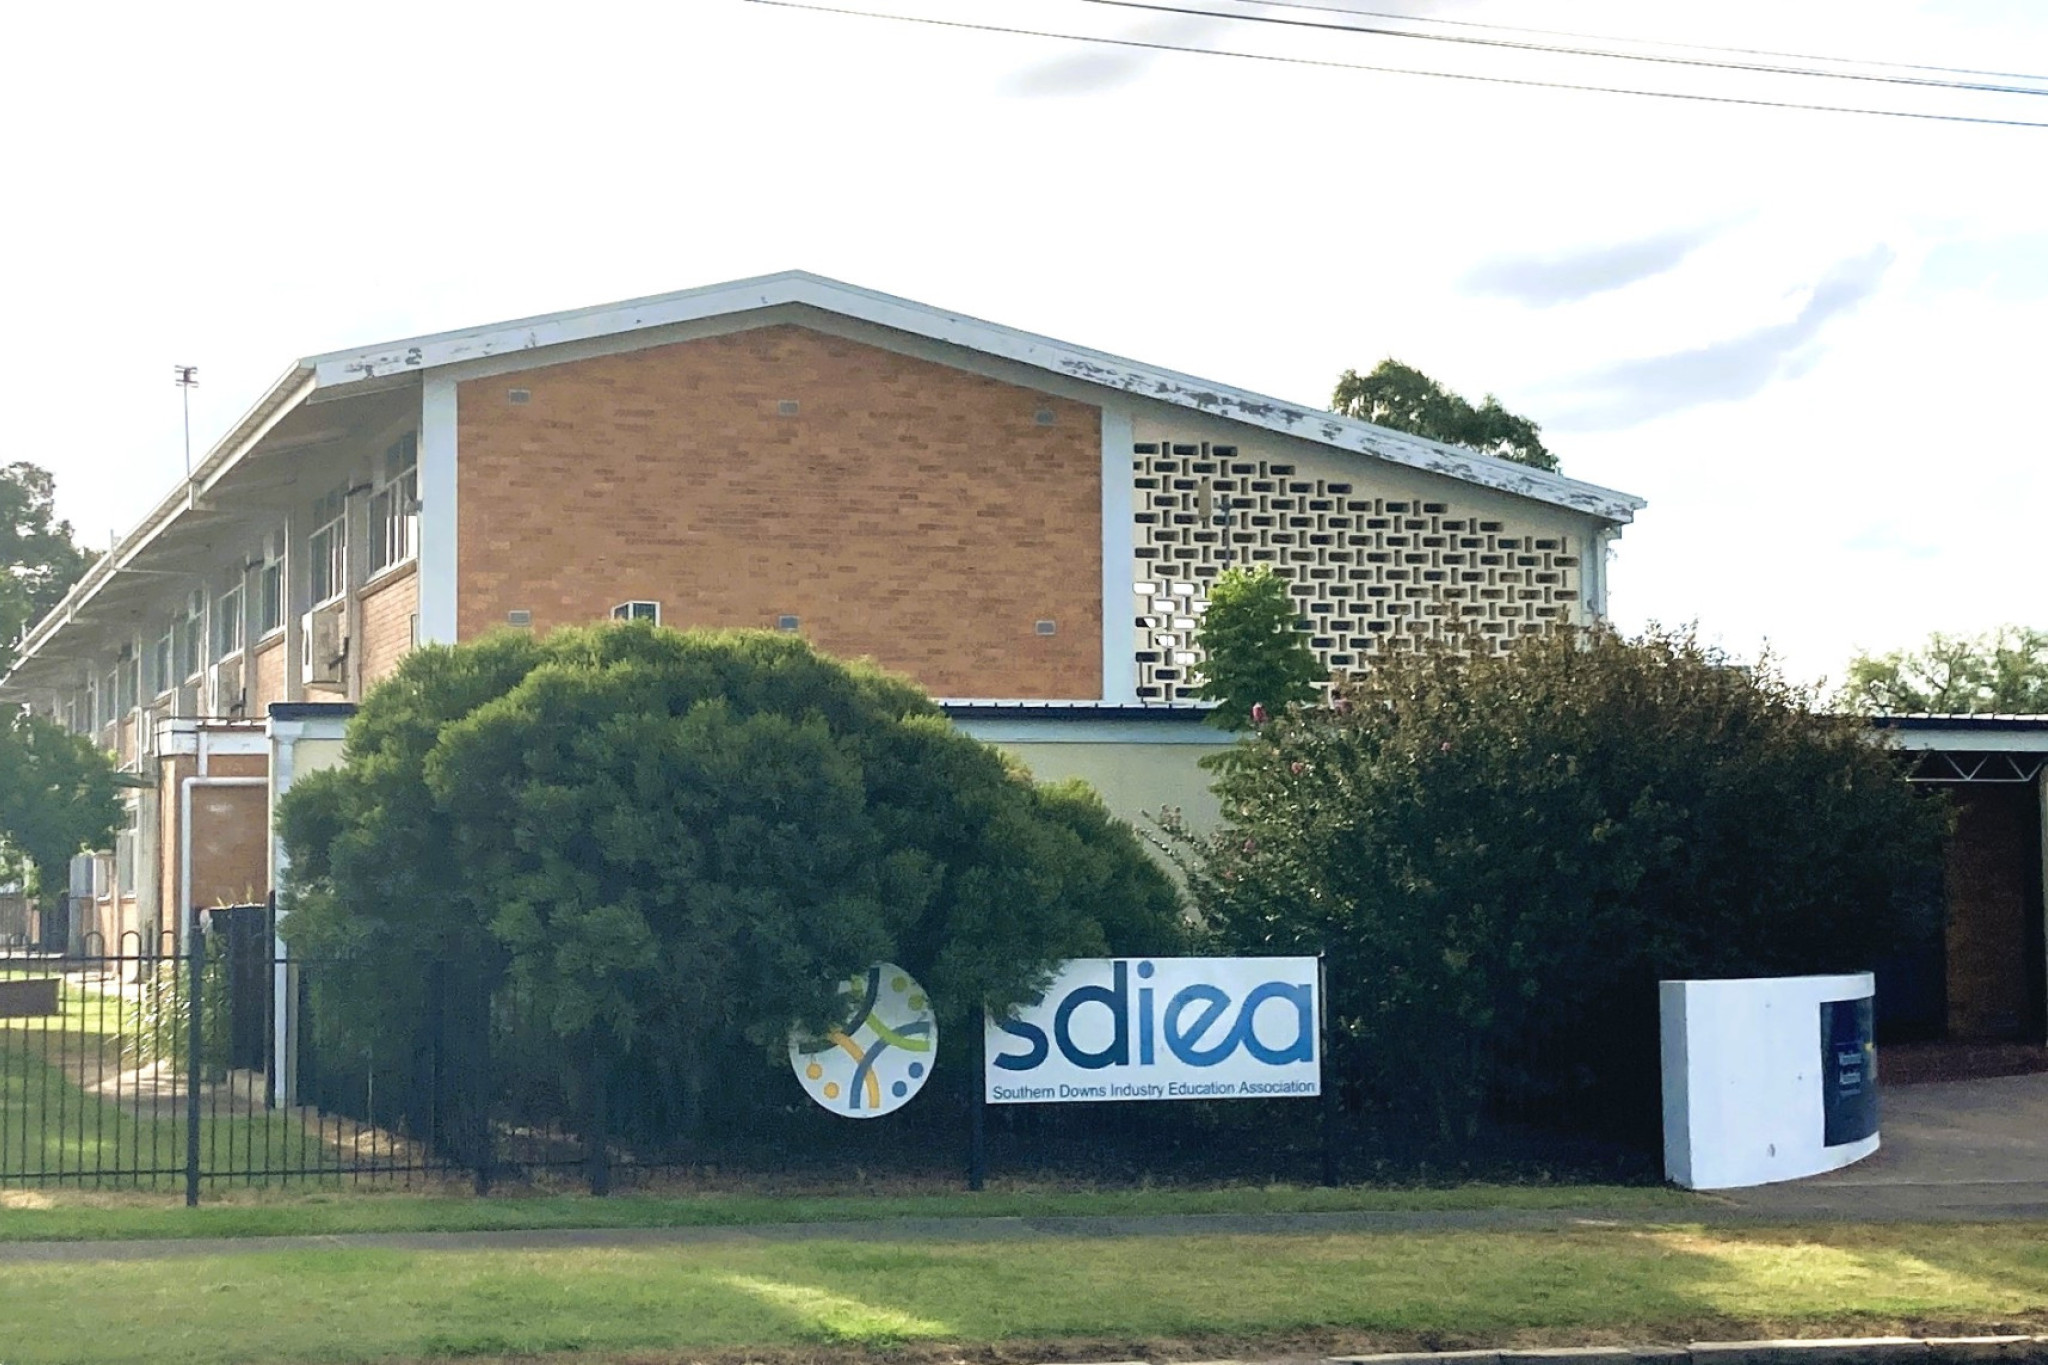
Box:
278 624 1184 1146
1167 626 1948 1146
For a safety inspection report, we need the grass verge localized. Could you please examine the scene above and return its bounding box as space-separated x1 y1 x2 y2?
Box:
0 1180 1703 1243
3 1222 2047 1365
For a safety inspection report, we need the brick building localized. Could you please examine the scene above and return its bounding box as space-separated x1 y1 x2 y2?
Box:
0 271 1645 954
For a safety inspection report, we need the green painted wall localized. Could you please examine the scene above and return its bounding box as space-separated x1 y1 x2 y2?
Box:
994 739 1231 842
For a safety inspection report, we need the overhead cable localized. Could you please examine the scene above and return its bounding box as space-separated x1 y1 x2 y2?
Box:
744 0 2048 129
1082 0 2048 97
1239 0 2048 86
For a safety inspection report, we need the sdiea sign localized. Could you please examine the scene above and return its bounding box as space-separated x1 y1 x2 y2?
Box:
984 957 1321 1104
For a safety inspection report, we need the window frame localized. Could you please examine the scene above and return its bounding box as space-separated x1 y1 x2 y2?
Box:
215 581 244 662
116 655 137 713
257 537 285 640
367 433 420 579
308 488 348 607
611 601 661 624
114 803 138 897
177 590 205 683
150 631 174 700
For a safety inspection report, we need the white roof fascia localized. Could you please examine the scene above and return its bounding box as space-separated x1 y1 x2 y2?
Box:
952 716 1232 746
303 270 1647 525
1878 725 2048 754
7 366 316 680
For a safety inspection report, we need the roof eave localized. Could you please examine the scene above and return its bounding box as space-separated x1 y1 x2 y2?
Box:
3 364 317 689
303 270 1647 526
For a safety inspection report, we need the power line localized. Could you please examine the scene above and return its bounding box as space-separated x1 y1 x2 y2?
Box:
1240 0 2048 86
745 0 2048 129
1082 0 2048 98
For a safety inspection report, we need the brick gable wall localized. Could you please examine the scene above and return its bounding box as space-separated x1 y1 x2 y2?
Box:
455 325 1103 699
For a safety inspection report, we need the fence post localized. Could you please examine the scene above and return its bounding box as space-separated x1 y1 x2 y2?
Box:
185 919 205 1208
967 1018 986 1192
472 970 494 1197
1318 952 1337 1188
586 1033 610 1196
263 894 278 1111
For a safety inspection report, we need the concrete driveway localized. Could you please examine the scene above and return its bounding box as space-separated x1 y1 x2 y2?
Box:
1718 1071 2048 1220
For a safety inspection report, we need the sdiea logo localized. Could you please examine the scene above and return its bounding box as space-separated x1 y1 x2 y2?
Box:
991 959 1316 1073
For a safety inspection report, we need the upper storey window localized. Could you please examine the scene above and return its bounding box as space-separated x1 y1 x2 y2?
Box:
258 531 284 637
177 590 205 682
215 581 243 660
368 433 419 576
309 486 347 606
150 630 173 699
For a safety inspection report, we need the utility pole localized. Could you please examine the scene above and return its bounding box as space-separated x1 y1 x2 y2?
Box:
173 365 199 477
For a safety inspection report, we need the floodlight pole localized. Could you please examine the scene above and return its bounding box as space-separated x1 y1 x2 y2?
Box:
173 365 199 477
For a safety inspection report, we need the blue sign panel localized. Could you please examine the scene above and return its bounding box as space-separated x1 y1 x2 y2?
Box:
984 957 1321 1103
1820 996 1878 1147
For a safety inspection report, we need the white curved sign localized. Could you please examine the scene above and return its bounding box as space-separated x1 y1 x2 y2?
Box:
1661 973 1880 1189
790 963 937 1118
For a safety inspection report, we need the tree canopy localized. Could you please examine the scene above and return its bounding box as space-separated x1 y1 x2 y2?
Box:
1 463 94 673
0 710 121 901
1166 626 1946 1146
1331 360 1558 472
1840 626 2048 715
1188 565 1326 730
278 623 1185 1142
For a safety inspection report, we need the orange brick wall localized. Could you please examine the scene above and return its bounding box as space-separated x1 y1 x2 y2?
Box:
251 638 286 715
360 566 418 689
456 325 1104 700
156 752 271 923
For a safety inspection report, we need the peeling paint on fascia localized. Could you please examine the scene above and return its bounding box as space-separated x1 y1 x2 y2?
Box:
1060 346 1639 521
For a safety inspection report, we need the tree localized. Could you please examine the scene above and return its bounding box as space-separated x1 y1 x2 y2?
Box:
1331 360 1558 472
278 622 1185 1145
1166 626 1947 1147
1188 566 1327 730
0 710 121 903
1 463 95 673
1840 626 2048 715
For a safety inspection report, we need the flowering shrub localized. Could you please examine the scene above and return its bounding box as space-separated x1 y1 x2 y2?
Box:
1166 626 1948 1145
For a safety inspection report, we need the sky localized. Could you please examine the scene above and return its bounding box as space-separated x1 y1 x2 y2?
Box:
4 0 2043 691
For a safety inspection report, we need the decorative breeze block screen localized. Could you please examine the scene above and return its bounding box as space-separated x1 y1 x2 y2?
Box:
1133 440 1582 703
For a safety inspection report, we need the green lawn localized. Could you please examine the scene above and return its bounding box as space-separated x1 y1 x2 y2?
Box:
0 976 344 1189
2 1223 2046 1365
0 1179 1704 1242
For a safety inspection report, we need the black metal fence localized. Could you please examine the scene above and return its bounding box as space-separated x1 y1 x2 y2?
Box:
0 905 647 1201
0 906 1648 1202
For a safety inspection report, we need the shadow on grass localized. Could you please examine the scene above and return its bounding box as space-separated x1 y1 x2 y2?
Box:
7 1225 2048 1365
